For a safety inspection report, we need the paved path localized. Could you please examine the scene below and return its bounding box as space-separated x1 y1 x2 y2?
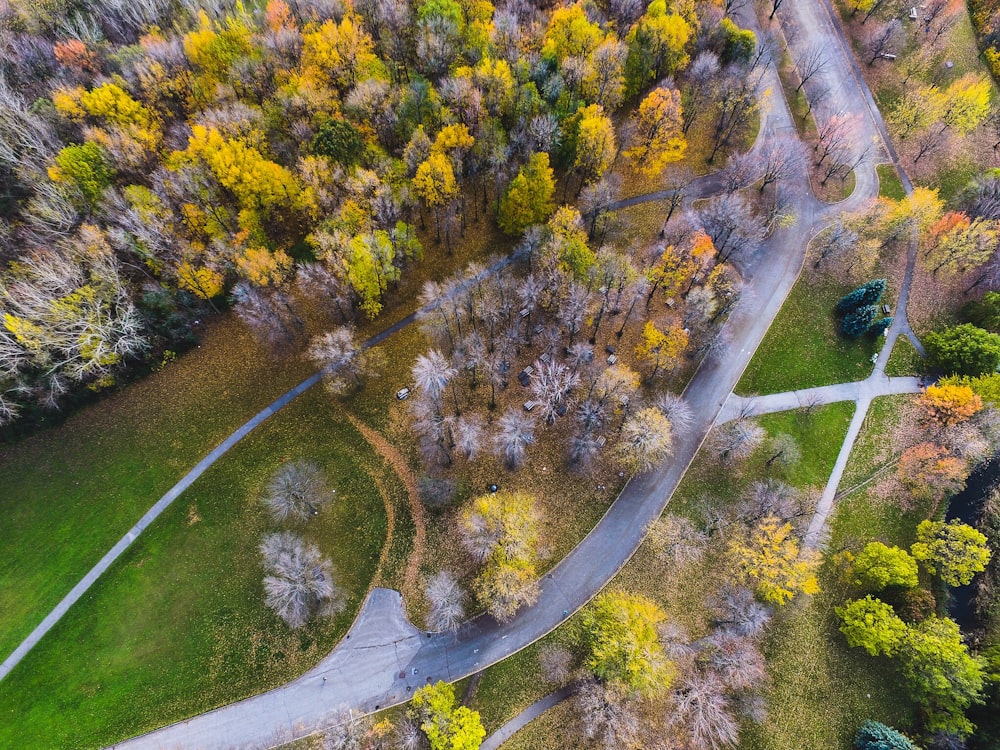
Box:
0 253 522 685
479 686 576 750
113 3 877 746
717 375 921 425
11 1 922 746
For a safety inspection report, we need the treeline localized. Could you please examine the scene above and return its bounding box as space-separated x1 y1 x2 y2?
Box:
0 0 764 428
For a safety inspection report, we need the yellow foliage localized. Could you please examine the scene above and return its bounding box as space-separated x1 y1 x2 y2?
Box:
731 517 820 605
542 3 605 62
635 320 688 375
574 104 616 183
917 383 983 426
431 124 475 155
301 14 380 91
235 247 294 286
625 86 686 177
413 153 458 208
52 87 86 119
176 262 224 299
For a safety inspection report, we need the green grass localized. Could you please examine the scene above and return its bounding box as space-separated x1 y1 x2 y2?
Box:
884 335 924 377
878 164 907 200
0 386 394 749
736 272 881 396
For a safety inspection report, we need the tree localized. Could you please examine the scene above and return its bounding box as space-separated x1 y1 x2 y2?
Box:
941 75 992 135
866 20 901 66
918 383 983 427
854 542 919 592
413 153 458 242
410 681 486 750
925 324 1000 376
635 320 687 379
911 519 992 587
837 596 909 656
49 141 114 209
265 461 334 523
492 408 537 469
794 44 827 93
581 591 674 696
624 86 685 177
896 443 968 503
854 720 920 750
962 291 1000 332
460 491 541 621
730 516 820 605
898 616 986 735
498 152 556 235
260 532 342 628
647 514 708 567
670 671 739 750
710 585 772 639
425 571 466 631
530 358 580 425
624 0 692 95
307 327 372 395
712 419 766 463
618 407 673 473
573 104 617 187
575 680 643 750
841 305 878 337
717 17 757 65
542 3 604 62
412 349 458 413
764 433 801 470
655 392 694 433
312 118 365 166
836 279 887 315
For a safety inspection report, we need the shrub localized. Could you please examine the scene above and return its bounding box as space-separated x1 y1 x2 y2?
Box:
854 719 919 750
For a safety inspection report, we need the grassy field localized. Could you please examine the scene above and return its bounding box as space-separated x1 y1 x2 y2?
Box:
736 270 881 396
884 335 924 377
877 164 907 200
0 386 396 749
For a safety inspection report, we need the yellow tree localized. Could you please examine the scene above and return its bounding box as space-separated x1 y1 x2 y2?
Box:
413 152 458 242
235 247 294 286
646 244 696 302
625 86 686 177
574 104 617 188
176 262 224 303
635 320 688 379
941 74 992 135
301 14 381 93
730 516 820 605
917 382 983 427
542 3 605 62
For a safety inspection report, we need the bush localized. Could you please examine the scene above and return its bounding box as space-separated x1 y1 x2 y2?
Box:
841 305 877 337
925 324 1000 376
854 719 919 750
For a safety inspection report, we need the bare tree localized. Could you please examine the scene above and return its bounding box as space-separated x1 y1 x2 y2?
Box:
711 419 766 463
646 514 708 566
412 349 459 414
493 408 537 469
764 433 801 470
265 461 334 523
531 358 580 424
812 219 857 268
670 671 740 750
324 705 379 750
539 645 574 684
866 20 902 66
735 479 813 530
706 633 768 691
655 392 694 434
575 680 643 750
424 571 467 631
697 193 765 262
453 415 485 460
720 150 762 194
758 140 805 193
682 52 721 134
233 282 303 348
710 585 772 639
619 407 674 473
794 45 827 93
308 328 370 394
260 532 343 628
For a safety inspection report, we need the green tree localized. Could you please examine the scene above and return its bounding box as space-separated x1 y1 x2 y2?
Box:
410 681 486 750
580 591 674 696
841 305 878 337
854 542 919 592
624 0 692 96
48 141 112 207
854 720 919 750
898 616 986 735
962 290 1000 332
925 323 1000 376
911 519 991 587
311 118 365 166
718 17 757 65
547 206 597 281
498 152 556 235
836 279 886 315
837 596 908 656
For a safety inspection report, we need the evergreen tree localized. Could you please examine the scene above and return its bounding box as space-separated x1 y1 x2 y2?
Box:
869 317 893 337
836 279 887 316
841 305 877 337
854 720 919 750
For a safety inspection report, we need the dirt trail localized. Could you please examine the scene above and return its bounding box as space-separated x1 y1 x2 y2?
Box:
347 415 426 593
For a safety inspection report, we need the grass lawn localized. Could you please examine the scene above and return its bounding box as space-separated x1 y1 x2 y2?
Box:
736 270 881 396
0 386 394 749
877 163 907 200
884 335 924 377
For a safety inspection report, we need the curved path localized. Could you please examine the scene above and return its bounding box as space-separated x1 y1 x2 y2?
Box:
0 254 522 684
11 1 924 747
112 1 898 745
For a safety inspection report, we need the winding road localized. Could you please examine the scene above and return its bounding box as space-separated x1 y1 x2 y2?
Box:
0 0 927 747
